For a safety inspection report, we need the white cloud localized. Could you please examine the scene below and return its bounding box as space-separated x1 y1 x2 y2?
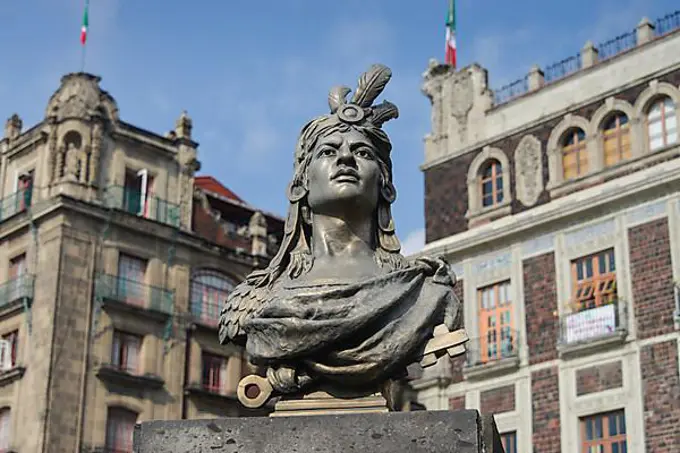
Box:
400 228 425 257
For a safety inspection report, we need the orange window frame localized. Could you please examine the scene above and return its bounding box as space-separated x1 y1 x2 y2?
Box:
571 249 616 312
562 130 588 179
603 114 631 166
480 161 503 208
580 410 626 453
478 281 513 363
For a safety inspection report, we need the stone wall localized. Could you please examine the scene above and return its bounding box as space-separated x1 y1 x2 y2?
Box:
45 227 95 453
448 395 466 411
531 367 561 453
640 340 680 453
575 361 623 396
480 385 515 414
523 252 558 365
422 67 680 243
629 218 676 339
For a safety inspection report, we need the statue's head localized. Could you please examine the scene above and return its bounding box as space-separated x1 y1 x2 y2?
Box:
248 64 404 285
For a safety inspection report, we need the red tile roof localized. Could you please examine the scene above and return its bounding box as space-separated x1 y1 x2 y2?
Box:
194 176 243 203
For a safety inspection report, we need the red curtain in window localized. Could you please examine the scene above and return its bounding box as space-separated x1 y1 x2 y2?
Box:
106 408 137 453
117 255 146 307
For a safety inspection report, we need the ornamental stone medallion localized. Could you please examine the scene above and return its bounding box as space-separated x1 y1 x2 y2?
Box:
514 134 543 207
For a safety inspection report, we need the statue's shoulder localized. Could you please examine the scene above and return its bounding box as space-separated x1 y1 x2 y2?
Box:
218 270 275 345
408 255 458 288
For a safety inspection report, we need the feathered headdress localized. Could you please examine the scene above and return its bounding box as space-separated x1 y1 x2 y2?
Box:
328 63 399 128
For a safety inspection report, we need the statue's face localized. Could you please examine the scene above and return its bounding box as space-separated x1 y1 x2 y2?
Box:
306 128 381 217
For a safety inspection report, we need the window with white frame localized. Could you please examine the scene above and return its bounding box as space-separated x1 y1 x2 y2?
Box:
0 332 18 371
123 168 153 217
647 96 677 151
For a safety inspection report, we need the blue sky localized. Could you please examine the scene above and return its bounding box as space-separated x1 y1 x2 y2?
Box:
0 0 677 253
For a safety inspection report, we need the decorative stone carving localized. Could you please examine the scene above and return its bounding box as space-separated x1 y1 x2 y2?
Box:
248 211 268 257
514 134 543 207
449 73 474 144
64 142 80 181
89 122 103 186
44 73 119 122
4 114 22 141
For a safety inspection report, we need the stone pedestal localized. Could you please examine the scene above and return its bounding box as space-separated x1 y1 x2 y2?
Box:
133 409 505 453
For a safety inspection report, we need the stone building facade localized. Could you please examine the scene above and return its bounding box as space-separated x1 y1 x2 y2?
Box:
413 11 680 453
0 72 284 452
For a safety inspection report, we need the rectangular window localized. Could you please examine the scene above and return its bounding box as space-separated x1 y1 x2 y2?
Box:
0 409 10 451
0 332 18 371
123 169 154 218
478 281 515 364
501 431 517 453
111 331 141 374
572 249 616 312
201 352 228 394
8 254 27 303
117 254 147 307
105 407 137 453
581 410 626 453
16 170 34 212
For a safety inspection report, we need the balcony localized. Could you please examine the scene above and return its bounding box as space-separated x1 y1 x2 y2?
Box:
0 187 33 223
463 329 520 380
557 299 628 358
96 363 164 390
190 296 225 328
0 275 34 310
94 273 174 317
102 185 180 227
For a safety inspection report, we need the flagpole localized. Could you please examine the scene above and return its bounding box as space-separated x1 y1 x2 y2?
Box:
80 0 90 73
81 40 87 73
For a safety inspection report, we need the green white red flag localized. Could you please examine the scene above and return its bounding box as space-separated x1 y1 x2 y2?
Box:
445 0 457 67
81 0 90 45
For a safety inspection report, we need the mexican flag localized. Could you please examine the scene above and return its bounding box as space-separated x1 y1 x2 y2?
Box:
80 0 90 45
445 0 457 68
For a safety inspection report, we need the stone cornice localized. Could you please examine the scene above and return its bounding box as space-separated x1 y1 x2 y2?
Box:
420 59 680 172
418 150 680 260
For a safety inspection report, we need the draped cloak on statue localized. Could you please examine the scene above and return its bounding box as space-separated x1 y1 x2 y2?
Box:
241 258 460 389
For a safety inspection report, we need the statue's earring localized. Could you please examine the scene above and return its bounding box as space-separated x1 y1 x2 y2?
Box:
301 205 312 225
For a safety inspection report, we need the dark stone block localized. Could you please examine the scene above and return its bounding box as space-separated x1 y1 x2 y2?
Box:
134 409 504 453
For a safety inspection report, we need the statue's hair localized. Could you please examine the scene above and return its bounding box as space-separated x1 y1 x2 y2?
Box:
242 64 404 290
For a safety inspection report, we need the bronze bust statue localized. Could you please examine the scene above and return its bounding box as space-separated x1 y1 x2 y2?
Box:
219 64 466 411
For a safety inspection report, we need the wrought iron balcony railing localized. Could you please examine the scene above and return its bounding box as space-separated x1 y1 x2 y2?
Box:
465 329 520 368
94 273 174 315
558 298 627 346
0 274 34 309
0 188 33 223
102 185 180 227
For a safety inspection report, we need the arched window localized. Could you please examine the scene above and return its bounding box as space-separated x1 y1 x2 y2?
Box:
602 113 631 166
561 128 588 179
480 160 503 208
647 96 677 151
190 271 235 327
105 407 137 453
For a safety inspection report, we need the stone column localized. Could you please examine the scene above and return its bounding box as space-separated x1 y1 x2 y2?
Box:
528 65 545 91
581 41 599 68
636 17 656 45
89 122 103 186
